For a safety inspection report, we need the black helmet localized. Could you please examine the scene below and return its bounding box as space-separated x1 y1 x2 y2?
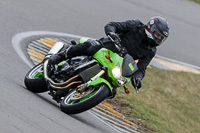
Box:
145 16 170 46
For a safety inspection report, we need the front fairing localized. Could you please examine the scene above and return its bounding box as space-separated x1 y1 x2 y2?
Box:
93 48 133 87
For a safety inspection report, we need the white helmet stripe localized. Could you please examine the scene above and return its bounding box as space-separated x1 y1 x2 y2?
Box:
145 28 153 39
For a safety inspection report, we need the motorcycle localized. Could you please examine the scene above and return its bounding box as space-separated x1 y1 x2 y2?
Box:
24 36 138 114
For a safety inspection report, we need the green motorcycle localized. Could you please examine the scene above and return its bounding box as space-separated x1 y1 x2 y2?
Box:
24 36 138 114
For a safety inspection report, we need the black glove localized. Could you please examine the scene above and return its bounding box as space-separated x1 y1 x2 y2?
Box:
108 32 121 44
131 76 142 90
49 52 65 65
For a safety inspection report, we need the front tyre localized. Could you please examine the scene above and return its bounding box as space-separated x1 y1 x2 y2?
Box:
60 84 110 114
24 63 48 93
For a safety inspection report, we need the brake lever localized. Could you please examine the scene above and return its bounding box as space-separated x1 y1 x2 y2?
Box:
107 35 122 53
107 35 114 42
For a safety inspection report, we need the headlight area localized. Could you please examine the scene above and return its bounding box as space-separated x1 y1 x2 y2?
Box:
112 65 127 86
112 66 121 79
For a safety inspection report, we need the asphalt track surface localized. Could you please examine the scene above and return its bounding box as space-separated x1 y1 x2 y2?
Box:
0 0 200 132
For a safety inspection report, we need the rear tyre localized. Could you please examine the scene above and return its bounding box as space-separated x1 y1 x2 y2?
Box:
60 84 110 114
24 63 48 93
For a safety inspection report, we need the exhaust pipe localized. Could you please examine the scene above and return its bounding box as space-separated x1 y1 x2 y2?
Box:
49 81 83 90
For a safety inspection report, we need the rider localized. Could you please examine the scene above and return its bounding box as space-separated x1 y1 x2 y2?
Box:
50 16 170 90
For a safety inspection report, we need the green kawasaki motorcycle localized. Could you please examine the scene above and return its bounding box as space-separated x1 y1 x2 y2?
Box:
24 36 138 114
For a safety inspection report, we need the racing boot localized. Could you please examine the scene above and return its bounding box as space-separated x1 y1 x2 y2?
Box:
49 46 71 65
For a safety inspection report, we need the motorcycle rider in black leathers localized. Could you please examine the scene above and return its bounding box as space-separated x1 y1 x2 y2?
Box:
50 16 170 90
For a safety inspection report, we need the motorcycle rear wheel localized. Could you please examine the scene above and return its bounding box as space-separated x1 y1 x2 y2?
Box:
60 84 110 114
24 63 48 93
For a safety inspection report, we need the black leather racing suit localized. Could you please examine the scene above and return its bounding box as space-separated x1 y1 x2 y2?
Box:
67 19 157 80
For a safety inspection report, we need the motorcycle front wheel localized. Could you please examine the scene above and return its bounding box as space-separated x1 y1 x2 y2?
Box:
24 63 48 93
60 84 110 114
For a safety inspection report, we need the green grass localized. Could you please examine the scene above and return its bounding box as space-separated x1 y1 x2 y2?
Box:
191 0 200 3
109 67 200 133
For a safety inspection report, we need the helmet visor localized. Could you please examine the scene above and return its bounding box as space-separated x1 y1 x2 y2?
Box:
152 30 167 45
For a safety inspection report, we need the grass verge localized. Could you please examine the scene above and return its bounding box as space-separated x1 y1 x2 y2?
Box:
191 0 200 4
107 67 200 133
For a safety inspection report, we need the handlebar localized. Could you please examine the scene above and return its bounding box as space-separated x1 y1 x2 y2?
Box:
107 35 122 52
107 35 127 56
